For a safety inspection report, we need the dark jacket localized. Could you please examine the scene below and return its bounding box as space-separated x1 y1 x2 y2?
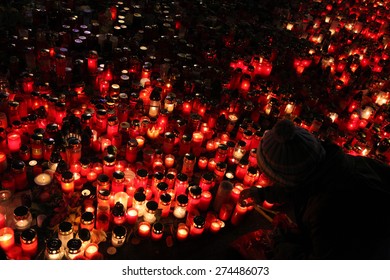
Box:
259 142 390 259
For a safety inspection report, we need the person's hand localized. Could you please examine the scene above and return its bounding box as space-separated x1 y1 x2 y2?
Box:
239 186 264 205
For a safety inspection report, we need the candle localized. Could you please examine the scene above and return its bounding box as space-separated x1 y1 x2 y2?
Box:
61 171 75 194
7 132 21 153
164 154 175 169
0 152 7 173
111 225 127 247
87 171 98 182
230 202 248 226
151 222 164 241
198 191 212 212
0 227 15 252
126 208 138 225
0 212 5 229
210 219 224 234
34 173 52 187
197 156 208 170
114 192 129 211
176 223 189 241
45 238 64 260
20 228 38 258
13 206 32 231
137 221 151 238
189 216 205 237
84 243 99 259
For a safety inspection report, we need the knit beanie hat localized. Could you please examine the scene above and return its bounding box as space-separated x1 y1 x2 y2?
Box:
256 119 325 187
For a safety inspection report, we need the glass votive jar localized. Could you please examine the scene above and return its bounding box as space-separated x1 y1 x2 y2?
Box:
243 166 259 187
84 243 99 259
181 153 196 179
176 223 189 241
80 211 95 231
45 238 64 260
66 238 83 260
111 225 127 247
133 192 146 217
76 228 91 250
143 201 158 223
20 228 38 258
61 170 75 194
137 221 151 238
112 202 126 226
13 206 32 231
126 207 138 225
0 227 15 252
189 215 205 237
158 193 172 218
111 171 125 193
187 185 202 214
58 221 73 250
151 222 164 241
173 194 188 219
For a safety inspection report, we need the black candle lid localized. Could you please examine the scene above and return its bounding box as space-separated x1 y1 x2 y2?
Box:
176 194 188 206
153 172 164 180
152 222 163 233
189 185 202 197
184 153 196 160
134 192 146 202
67 238 82 251
21 228 37 243
113 225 126 238
202 172 214 181
113 171 125 180
62 170 74 180
81 211 94 223
159 193 171 204
59 221 73 233
98 188 111 198
78 228 91 242
11 160 25 170
193 216 205 227
112 202 125 216
176 173 188 182
136 168 148 178
97 174 109 183
14 205 29 218
47 238 62 252
146 201 158 211
157 182 168 192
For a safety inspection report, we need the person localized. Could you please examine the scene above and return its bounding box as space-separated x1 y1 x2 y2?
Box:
243 118 390 259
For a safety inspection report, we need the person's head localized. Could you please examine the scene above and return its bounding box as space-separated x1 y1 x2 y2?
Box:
256 119 325 188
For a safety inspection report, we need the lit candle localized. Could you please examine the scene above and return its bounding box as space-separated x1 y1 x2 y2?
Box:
164 154 175 169
198 156 208 170
61 171 75 194
126 208 138 225
0 152 7 173
189 216 205 237
176 223 189 241
84 243 99 259
207 158 217 171
34 173 52 187
7 133 21 153
151 222 164 241
137 221 151 238
230 202 248 226
114 192 129 211
0 227 15 252
20 228 38 258
0 212 5 229
87 171 98 182
209 219 224 234
111 225 127 247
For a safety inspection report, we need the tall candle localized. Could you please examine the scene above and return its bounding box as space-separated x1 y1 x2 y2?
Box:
0 152 7 173
137 221 151 238
0 227 15 252
7 133 21 153
126 208 138 225
176 223 189 241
